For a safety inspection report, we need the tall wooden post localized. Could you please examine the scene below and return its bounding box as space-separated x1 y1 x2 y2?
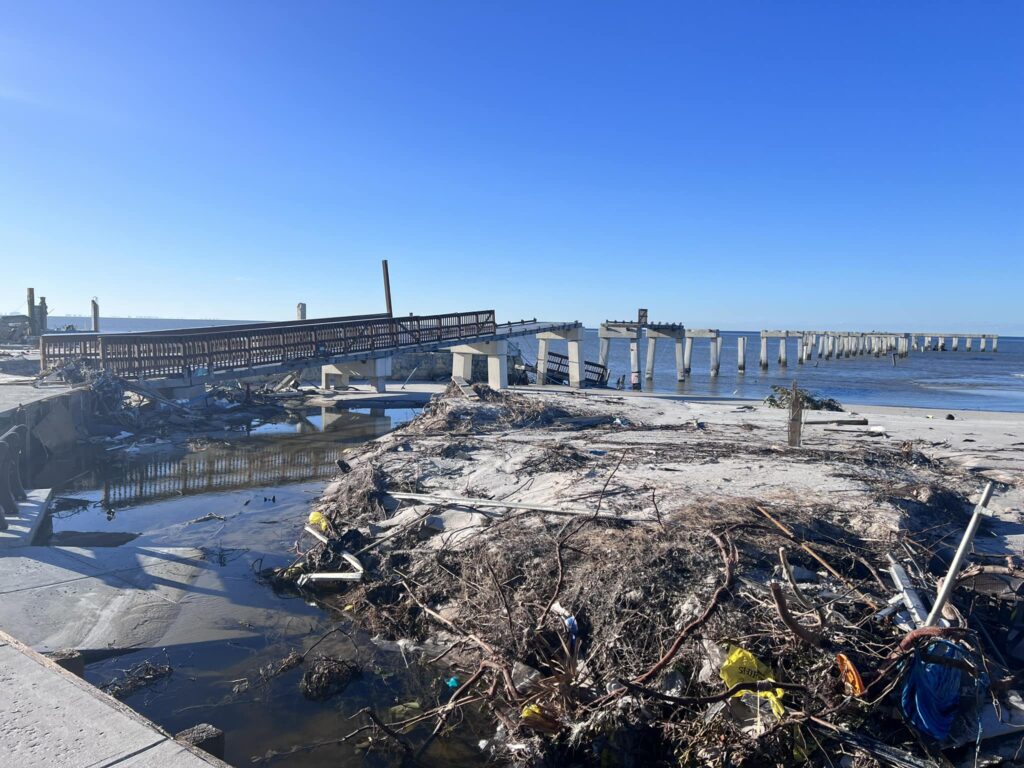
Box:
382 259 393 317
788 381 803 448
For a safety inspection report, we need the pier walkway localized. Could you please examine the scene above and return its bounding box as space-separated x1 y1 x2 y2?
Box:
39 310 578 391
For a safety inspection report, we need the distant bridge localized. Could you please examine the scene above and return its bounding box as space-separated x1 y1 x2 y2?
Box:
41 310 579 388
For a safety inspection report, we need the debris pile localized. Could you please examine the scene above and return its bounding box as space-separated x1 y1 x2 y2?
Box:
764 384 844 412
267 389 1021 766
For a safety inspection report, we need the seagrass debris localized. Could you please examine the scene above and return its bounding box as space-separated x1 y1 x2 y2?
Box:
266 387 1023 766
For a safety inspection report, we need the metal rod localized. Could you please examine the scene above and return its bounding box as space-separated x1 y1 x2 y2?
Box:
924 481 995 626
382 259 393 317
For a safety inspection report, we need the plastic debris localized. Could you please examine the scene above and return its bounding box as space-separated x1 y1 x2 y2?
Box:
719 645 785 719
835 653 866 697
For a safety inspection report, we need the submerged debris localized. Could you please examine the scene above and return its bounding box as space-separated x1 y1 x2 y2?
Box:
100 660 172 699
299 656 360 700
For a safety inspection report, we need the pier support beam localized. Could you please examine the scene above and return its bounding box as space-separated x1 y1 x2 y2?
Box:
966 337 973 351
645 338 657 380
447 340 510 390
91 299 100 332
980 337 987 352
598 338 610 367
759 336 768 370
952 336 958 352
674 340 685 381
323 356 392 393
737 336 746 372
684 337 694 374
629 340 640 388
709 337 720 376
537 327 585 388
778 338 787 366
536 338 550 385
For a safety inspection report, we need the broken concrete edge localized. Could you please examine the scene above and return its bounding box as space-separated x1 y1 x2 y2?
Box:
175 723 226 760
0 627 232 768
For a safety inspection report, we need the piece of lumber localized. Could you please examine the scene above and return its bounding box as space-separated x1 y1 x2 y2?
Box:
804 418 869 426
294 573 362 585
388 491 638 522
450 376 479 400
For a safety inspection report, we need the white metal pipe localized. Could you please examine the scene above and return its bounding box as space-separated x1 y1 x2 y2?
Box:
924 482 995 627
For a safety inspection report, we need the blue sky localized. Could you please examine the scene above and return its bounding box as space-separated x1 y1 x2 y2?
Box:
2 2 1022 332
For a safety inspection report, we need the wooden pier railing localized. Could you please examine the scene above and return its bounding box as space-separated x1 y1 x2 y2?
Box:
41 310 497 381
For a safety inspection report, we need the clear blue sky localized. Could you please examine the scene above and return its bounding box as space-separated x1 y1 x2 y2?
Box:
2 2 1022 332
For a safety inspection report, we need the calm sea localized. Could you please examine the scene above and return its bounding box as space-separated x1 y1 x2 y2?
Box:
50 317 1024 413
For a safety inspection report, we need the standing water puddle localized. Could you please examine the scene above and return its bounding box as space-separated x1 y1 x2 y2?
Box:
42 407 487 767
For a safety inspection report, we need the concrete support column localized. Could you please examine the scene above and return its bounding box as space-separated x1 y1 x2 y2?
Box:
993 337 998 353
536 338 550 385
91 299 100 332
684 337 694 374
322 368 349 389
817 335 824 358
778 338 787 366
952 336 959 352
644 337 657 380
796 337 803 365
966 337 973 351
759 336 768 369
567 338 583 388
598 338 610 367
297 303 307 321
980 337 987 351
912 336 919 352
452 352 474 381
487 352 509 390
709 338 720 376
737 336 746 373
629 340 640 389
674 340 685 381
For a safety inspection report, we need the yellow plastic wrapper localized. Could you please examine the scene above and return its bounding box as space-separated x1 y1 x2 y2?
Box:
719 645 785 718
308 509 329 532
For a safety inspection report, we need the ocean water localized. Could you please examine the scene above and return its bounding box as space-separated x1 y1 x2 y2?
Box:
48 316 1024 412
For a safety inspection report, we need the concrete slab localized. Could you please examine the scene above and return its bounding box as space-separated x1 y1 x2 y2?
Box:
0 379 72 417
0 488 52 549
0 629 227 767
0 546 207 652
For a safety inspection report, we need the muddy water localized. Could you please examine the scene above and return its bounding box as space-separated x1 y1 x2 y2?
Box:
43 408 488 767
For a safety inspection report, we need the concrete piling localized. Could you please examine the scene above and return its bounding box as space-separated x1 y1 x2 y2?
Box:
737 336 746 373
684 337 693 374
709 336 720 376
645 337 656 380
296 303 307 321
91 299 100 332
536 338 549 385
759 335 768 369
